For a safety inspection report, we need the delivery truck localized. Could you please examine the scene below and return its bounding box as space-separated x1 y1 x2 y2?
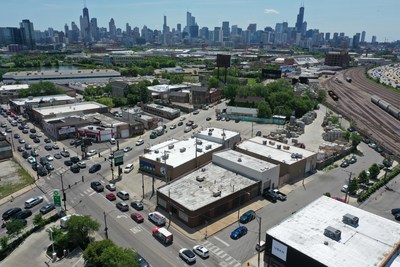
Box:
152 227 173 244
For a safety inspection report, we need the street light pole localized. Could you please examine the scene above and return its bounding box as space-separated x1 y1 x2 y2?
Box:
257 216 262 267
60 173 67 212
103 211 109 240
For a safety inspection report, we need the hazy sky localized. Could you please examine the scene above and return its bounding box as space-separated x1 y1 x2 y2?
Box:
1 0 398 42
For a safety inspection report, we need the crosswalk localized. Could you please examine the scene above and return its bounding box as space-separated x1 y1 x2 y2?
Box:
201 240 241 267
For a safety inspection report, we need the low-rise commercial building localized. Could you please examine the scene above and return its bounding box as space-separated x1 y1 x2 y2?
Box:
141 103 180 120
264 196 400 267
139 138 223 180
0 84 29 104
0 139 13 160
194 127 241 149
121 108 159 130
9 94 76 115
235 137 317 186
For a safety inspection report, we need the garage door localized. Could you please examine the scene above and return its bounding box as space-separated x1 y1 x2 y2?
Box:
120 129 129 138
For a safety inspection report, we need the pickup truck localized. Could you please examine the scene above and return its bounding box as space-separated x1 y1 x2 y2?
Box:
273 189 287 201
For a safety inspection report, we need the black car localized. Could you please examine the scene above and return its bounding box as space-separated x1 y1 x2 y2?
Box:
29 133 36 139
69 139 76 146
22 151 30 158
256 131 262 137
15 210 32 220
60 150 70 157
44 138 51 143
391 209 400 215
29 128 36 133
24 143 32 150
32 163 41 171
40 203 55 214
263 191 278 203
54 153 62 159
14 133 20 139
70 164 80 173
89 164 101 173
64 160 73 166
39 157 48 166
137 254 150 267
31 150 39 157
70 156 80 163
37 166 48 176
45 164 54 171
18 125 24 130
178 121 183 126
44 144 53 151
91 181 104 192
22 129 28 134
5 128 12 133
2 207 22 220
131 201 144 211
33 138 40 143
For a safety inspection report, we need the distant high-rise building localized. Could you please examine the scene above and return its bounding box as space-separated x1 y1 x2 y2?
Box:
325 32 330 41
19 19 36 49
247 24 256 33
222 21 230 41
361 31 366 43
372 35 377 43
64 24 69 38
80 6 91 42
126 23 132 36
275 23 283 34
199 27 209 39
295 6 305 34
177 24 181 32
0 27 23 47
214 27 222 42
352 33 361 48
162 15 169 44
109 18 116 38
90 18 98 41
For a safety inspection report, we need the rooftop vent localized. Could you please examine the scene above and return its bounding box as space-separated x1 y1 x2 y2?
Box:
197 140 203 145
88 126 93 130
277 144 282 149
156 157 161 162
269 141 275 145
342 213 359 227
154 150 159 154
197 148 203 153
161 154 169 160
208 132 212 136
201 168 206 172
196 176 205 182
205 144 212 150
324 226 341 241
180 147 186 153
168 144 174 149
212 191 221 197
263 141 267 145
283 145 290 150
238 158 242 162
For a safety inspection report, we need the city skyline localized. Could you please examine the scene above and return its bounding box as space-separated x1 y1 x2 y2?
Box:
0 0 398 42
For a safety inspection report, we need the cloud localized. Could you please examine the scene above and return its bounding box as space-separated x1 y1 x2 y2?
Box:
264 8 279 14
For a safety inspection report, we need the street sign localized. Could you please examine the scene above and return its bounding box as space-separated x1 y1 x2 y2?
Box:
113 149 124 166
53 189 61 207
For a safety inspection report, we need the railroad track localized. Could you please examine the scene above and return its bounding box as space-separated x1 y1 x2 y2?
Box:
322 67 400 158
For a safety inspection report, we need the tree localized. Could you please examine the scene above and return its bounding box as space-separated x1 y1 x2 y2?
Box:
32 213 45 227
208 77 220 89
257 101 272 118
18 82 64 97
358 171 369 185
83 240 139 267
348 177 359 195
368 164 380 179
350 133 362 149
383 157 394 179
5 219 26 237
65 215 100 248
0 236 9 250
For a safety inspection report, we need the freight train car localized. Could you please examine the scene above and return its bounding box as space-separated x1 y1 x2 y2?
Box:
370 95 400 120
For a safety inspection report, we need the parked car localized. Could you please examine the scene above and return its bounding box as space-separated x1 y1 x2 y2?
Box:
70 164 80 173
272 189 287 201
54 153 62 159
52 143 59 149
106 183 116 191
131 212 144 223
123 146 132 153
89 163 101 173
86 149 97 157
179 248 196 264
40 203 55 214
27 156 36 164
263 190 278 203
192 124 198 129
206 117 211 121
14 133 20 139
70 156 80 163
45 164 54 171
37 166 48 176
45 155 54 161
44 144 53 151
17 146 25 152
90 181 104 192
177 121 183 126
349 156 357 164
44 138 51 143
135 139 144 146
239 210 256 224
170 124 177 129
19 139 26 144
2 208 22 220
22 151 30 158
116 202 129 212
131 201 144 211
117 191 130 200
15 210 32 220
193 245 209 258
31 149 39 157
230 226 248 239
186 120 193 126
64 160 73 166
341 185 348 193
124 164 134 173
24 196 44 208
340 161 350 168
29 128 36 133
256 131 262 137
105 193 116 201
77 161 86 168
184 126 192 133
60 150 70 157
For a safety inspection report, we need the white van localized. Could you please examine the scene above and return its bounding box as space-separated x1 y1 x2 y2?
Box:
148 211 166 226
60 214 81 228
110 138 116 145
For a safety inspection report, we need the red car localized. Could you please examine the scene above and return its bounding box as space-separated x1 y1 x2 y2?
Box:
131 212 144 223
17 146 25 152
105 193 116 201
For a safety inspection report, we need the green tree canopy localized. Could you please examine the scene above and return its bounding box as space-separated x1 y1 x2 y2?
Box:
368 164 380 179
5 219 26 237
18 82 64 97
65 215 100 248
348 177 359 195
350 133 362 149
257 101 272 118
83 240 139 267
358 170 369 185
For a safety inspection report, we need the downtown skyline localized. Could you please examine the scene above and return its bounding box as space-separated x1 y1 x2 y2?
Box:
0 0 399 42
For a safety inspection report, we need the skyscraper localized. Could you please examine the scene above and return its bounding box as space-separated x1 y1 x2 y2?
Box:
90 18 98 41
222 21 230 41
109 18 116 38
19 19 36 49
361 31 366 43
163 15 168 44
81 6 91 42
295 6 305 33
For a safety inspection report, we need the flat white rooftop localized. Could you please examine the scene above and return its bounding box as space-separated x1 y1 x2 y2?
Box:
144 103 180 114
267 196 400 267
147 84 190 93
195 127 239 142
11 94 75 106
236 137 315 165
0 84 29 91
3 69 120 79
214 149 277 172
158 163 257 211
33 101 107 116
143 137 222 167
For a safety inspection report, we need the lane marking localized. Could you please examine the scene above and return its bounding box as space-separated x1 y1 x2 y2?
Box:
214 236 230 247
88 191 96 196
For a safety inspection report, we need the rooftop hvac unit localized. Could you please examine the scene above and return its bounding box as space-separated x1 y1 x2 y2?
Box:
342 213 359 227
201 168 206 172
269 141 275 145
180 147 186 153
212 191 221 197
208 132 212 136
209 128 214 132
238 158 242 162
277 144 282 149
196 176 205 182
197 140 203 145
324 226 341 241
88 126 93 130
155 150 159 154
205 144 212 150
197 148 203 153
156 157 161 162
161 154 169 160
283 145 290 150
168 144 174 149
263 141 267 145
297 153 303 159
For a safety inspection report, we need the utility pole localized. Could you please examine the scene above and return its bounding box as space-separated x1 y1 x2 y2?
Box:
257 216 262 267
345 172 353 203
60 173 67 212
141 173 145 200
110 160 114 182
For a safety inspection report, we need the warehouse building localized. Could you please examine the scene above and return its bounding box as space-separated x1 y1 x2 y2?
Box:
0 84 29 104
9 94 76 115
157 149 279 227
235 137 317 186
264 196 400 267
